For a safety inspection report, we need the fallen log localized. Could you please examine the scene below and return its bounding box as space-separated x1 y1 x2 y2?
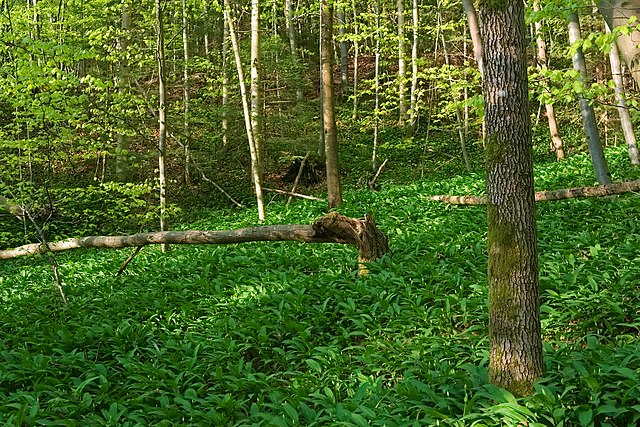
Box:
0 212 388 275
430 179 640 205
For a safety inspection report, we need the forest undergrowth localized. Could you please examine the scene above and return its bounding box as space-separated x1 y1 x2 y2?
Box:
0 146 639 426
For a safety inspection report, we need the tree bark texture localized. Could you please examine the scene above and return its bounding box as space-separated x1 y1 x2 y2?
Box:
568 13 612 185
0 213 388 275
479 0 544 396
321 0 343 209
431 179 640 204
598 0 640 87
338 8 349 97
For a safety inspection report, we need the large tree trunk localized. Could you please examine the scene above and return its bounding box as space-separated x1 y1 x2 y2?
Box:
568 13 612 185
534 0 565 161
321 0 343 209
0 213 388 275
598 0 640 87
431 179 640 205
479 0 544 396
605 22 640 165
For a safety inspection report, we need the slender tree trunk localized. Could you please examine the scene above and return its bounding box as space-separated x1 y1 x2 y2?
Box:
407 0 419 136
534 0 564 161
352 0 359 120
182 0 191 184
222 11 229 147
251 0 264 180
285 0 304 101
338 8 349 98
321 0 343 208
115 3 131 181
439 10 471 172
461 0 483 76
568 13 612 184
225 2 266 221
605 22 639 165
155 0 169 253
479 0 544 397
398 0 407 123
372 0 380 172
204 3 210 57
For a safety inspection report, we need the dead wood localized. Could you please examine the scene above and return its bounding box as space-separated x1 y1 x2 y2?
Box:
0 212 388 275
263 187 324 202
430 179 640 205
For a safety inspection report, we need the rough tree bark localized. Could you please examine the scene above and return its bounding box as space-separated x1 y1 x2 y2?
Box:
431 179 640 204
479 0 544 396
0 213 388 276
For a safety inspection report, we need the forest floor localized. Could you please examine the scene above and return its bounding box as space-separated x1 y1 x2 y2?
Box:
0 146 639 426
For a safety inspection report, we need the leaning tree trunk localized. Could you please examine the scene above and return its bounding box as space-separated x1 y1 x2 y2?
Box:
568 12 612 185
605 22 640 165
0 213 388 276
479 0 544 397
462 0 483 75
321 0 343 209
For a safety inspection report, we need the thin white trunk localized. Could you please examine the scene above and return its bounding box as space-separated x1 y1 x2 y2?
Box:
398 0 407 122
156 0 169 252
352 0 359 120
408 0 419 134
225 2 265 221
606 22 639 164
182 0 191 184
222 11 229 146
373 0 380 172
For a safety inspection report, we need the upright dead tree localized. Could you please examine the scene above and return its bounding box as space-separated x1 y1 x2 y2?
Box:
155 0 169 252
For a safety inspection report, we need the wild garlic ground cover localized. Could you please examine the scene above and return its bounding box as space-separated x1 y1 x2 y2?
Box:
1 147 639 426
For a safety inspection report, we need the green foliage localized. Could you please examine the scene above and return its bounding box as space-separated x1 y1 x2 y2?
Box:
0 181 168 248
1 147 639 425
